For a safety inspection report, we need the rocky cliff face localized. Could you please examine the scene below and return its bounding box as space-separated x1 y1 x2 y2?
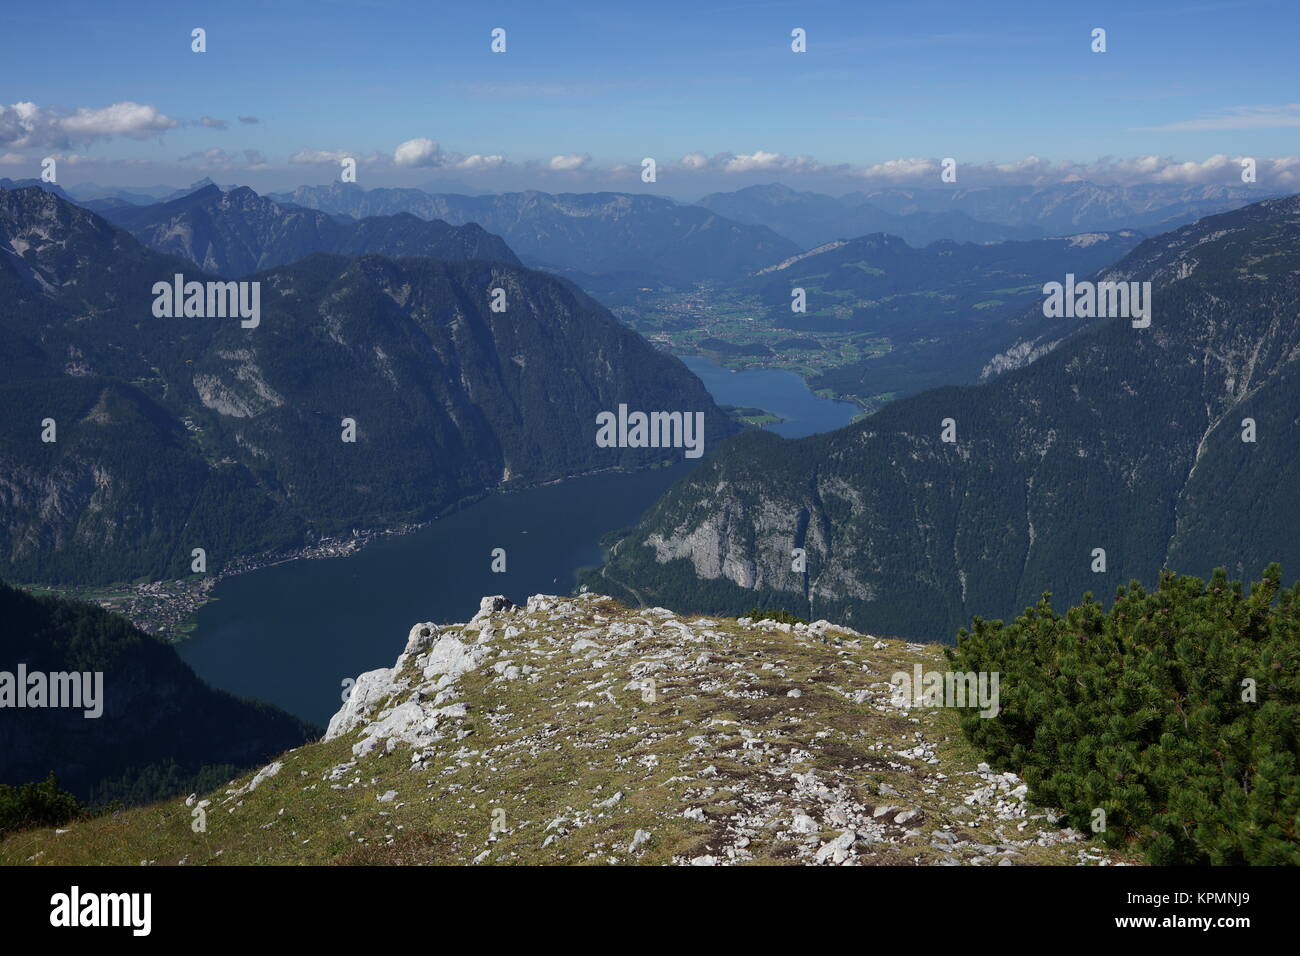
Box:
3 593 1122 866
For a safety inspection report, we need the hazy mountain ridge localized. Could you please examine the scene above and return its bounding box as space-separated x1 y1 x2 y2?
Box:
695 181 1276 251
697 183 1043 248
275 183 802 283
852 181 1277 234
96 184 520 277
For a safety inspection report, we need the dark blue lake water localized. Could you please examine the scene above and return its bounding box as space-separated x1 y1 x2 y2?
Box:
179 356 858 724
178 464 692 725
676 354 859 437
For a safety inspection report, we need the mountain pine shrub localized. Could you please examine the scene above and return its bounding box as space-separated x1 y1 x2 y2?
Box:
946 564 1299 865
744 607 809 625
0 772 85 837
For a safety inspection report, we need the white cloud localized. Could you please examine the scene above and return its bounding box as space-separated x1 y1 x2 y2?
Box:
963 154 1300 187
58 102 177 141
290 148 355 165
728 150 774 172
11 135 1296 191
453 153 505 170
637 149 1300 188
548 153 590 171
723 150 785 173
663 150 833 176
0 101 174 149
993 155 1049 175
1146 154 1236 182
853 157 938 180
394 137 444 168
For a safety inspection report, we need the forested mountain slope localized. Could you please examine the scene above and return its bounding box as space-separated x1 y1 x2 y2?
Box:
587 195 1300 640
0 187 734 584
0 580 315 804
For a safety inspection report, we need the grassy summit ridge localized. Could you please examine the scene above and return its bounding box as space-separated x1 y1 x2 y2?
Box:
3 594 1125 866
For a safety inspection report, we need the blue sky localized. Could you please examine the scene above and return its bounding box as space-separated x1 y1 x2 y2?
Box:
2 0 1297 195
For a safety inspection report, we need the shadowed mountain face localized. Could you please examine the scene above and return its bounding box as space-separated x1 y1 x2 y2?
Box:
274 183 802 283
0 178 76 204
0 579 317 803
0 187 735 584
96 184 520 277
587 195 1300 640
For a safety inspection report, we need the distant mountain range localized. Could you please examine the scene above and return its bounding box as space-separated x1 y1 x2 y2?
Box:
94 184 519 277
273 183 801 284
7 177 1271 293
70 182 189 204
698 183 1042 248
696 181 1277 250
587 194 1300 640
854 181 1278 234
0 186 735 584
15 178 805 288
